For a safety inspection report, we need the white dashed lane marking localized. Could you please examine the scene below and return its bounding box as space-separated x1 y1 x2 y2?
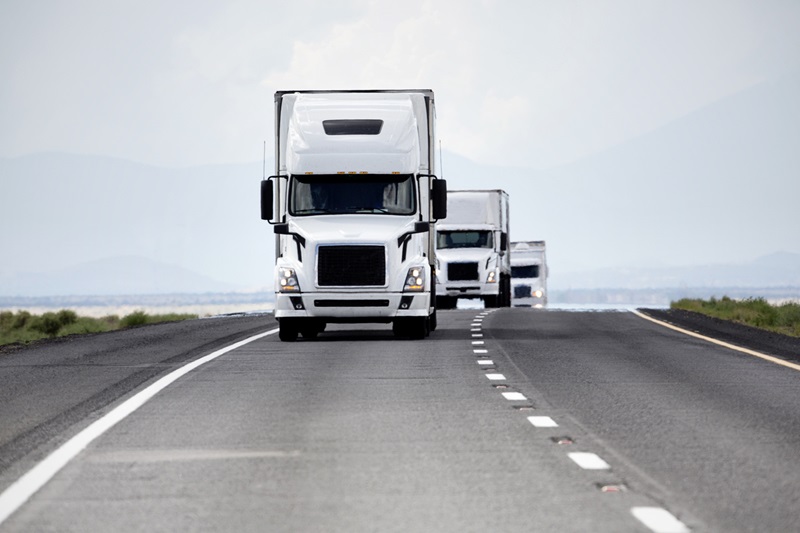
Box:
486 374 506 380
527 416 558 428
502 392 527 401
477 360 494 365
568 452 611 470
631 507 690 533
473 349 488 354
471 340 485 345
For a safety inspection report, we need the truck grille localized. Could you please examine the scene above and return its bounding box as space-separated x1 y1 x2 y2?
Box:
317 245 386 286
514 285 531 298
448 262 479 281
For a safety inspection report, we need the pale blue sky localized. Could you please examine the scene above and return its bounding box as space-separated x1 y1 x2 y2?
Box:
2 0 799 169
1 1 799 290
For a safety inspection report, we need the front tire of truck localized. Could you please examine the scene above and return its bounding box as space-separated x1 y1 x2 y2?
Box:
436 296 456 310
393 317 429 340
300 320 326 339
278 319 299 342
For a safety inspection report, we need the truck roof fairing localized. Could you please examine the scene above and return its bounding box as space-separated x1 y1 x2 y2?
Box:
285 94 421 175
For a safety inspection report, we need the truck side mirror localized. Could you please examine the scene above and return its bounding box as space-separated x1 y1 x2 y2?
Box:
500 232 508 251
432 179 447 220
261 180 273 221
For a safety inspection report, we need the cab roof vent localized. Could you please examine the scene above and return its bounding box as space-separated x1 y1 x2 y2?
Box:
323 119 384 135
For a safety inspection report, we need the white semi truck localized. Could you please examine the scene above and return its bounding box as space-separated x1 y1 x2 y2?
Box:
435 190 511 309
510 240 548 307
261 90 447 341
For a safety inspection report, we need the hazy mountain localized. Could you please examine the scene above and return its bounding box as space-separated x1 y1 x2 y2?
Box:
554 251 800 290
0 153 273 292
2 71 798 296
0 256 239 297
443 70 800 279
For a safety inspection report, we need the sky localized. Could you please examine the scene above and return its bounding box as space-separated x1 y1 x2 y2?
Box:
3 0 799 170
1 0 799 292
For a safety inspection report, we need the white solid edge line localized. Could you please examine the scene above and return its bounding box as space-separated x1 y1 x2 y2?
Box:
631 507 690 533
568 452 611 470
0 328 279 526
630 310 800 372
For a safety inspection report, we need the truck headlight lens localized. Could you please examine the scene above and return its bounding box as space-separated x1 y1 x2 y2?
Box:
486 270 497 283
279 268 300 292
404 267 425 292
534 289 543 298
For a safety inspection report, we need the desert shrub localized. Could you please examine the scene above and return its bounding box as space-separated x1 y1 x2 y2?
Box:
12 311 32 329
55 309 78 327
120 310 148 328
29 313 62 337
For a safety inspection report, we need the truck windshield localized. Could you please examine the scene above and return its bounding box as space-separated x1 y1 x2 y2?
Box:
512 265 540 278
290 175 416 215
437 231 493 249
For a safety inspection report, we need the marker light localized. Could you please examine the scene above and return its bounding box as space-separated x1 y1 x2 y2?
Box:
486 270 498 283
403 266 425 292
279 268 300 292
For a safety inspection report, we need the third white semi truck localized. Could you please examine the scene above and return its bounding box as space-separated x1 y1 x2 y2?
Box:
510 240 548 307
435 189 511 309
261 90 447 341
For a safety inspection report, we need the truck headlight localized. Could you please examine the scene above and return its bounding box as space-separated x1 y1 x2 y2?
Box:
279 268 300 292
404 267 425 292
534 289 543 298
486 270 497 283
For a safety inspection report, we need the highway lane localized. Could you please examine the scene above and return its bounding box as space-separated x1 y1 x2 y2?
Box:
0 315 273 485
487 308 800 532
1 309 798 531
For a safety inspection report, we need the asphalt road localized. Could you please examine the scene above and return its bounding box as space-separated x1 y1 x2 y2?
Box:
1 309 798 532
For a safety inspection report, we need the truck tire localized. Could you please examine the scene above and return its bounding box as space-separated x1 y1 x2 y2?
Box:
483 295 498 308
300 319 326 339
429 309 437 331
393 317 428 339
278 319 299 342
436 296 456 310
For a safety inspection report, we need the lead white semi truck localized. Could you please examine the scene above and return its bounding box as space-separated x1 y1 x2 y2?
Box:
261 90 447 341
510 240 548 307
434 189 511 308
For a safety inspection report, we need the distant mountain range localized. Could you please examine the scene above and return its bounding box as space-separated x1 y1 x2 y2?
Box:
2 70 798 297
0 256 239 297
554 251 800 290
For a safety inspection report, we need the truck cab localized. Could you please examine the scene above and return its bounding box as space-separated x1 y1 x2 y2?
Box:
435 190 511 309
510 240 548 307
261 90 446 341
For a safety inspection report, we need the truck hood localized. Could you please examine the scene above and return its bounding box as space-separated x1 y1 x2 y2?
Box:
289 215 417 244
436 248 495 264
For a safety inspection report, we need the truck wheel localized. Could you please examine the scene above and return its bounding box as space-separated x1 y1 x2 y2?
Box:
436 296 455 310
300 319 325 339
429 309 437 331
279 320 298 342
483 295 498 308
393 317 427 339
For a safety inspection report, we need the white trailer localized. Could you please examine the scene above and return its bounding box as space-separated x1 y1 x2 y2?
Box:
510 241 548 307
261 90 447 341
435 190 511 308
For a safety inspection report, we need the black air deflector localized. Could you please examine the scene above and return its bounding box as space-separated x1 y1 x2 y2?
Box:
323 119 384 135
317 245 386 286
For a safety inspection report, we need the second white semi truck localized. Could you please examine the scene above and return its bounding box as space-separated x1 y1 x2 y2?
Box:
435 189 511 308
510 240 548 307
261 90 447 341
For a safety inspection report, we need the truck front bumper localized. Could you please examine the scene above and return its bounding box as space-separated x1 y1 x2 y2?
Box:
274 291 430 321
437 282 499 299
